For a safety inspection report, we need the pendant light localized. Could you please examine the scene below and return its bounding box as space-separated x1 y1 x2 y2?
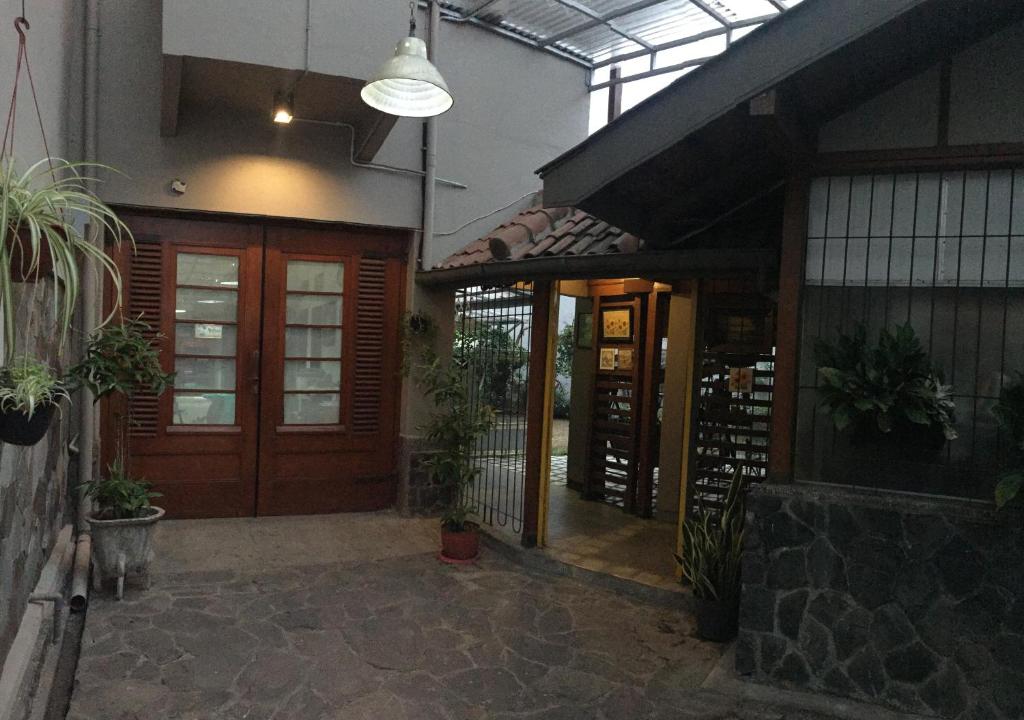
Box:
361 2 453 118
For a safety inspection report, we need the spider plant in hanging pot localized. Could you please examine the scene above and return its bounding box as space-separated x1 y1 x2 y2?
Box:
1 157 128 345
0 357 70 445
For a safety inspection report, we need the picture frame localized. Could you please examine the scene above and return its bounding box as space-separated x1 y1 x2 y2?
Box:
601 307 633 341
618 348 633 371
599 347 617 371
576 312 593 349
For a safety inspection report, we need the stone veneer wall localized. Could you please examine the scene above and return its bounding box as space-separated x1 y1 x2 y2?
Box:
0 282 72 665
737 482 1024 719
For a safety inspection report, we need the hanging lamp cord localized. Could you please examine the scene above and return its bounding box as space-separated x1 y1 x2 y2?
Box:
409 1 417 35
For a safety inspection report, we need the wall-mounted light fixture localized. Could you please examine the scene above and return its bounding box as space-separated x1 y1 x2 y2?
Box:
272 91 294 124
361 2 452 118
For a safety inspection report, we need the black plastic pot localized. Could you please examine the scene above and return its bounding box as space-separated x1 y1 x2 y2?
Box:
0 403 58 446
695 597 738 642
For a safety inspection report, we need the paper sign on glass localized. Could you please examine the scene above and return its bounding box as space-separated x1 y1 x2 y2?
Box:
195 324 223 340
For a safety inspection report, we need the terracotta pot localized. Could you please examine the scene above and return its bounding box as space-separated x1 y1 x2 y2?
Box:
440 522 480 561
0 402 59 446
88 506 165 600
6 226 60 281
694 597 738 642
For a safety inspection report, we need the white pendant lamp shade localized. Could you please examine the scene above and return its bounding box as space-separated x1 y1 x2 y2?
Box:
361 37 453 118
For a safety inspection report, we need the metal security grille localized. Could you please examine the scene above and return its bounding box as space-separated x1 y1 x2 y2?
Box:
454 284 533 532
796 170 1024 499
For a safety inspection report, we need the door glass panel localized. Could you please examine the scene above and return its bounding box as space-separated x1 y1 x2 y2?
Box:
286 294 342 325
174 251 240 425
282 258 344 424
173 393 236 425
175 358 236 391
285 328 342 358
175 288 238 322
175 324 238 356
283 393 340 425
177 254 239 288
287 261 344 293
284 360 341 391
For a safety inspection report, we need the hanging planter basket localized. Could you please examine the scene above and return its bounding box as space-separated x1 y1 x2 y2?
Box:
0 401 58 446
5 226 63 282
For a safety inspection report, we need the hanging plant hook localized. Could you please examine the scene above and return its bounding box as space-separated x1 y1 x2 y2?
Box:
14 16 29 41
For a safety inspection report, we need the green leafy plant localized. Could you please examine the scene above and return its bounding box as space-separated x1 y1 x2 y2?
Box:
555 323 575 377
814 323 957 441
1 157 129 353
454 320 527 412
676 465 746 603
0 356 69 417
69 317 174 400
406 314 496 532
81 459 161 520
993 372 1024 509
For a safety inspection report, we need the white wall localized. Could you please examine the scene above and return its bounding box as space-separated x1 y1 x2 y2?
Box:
95 0 588 266
817 21 1024 153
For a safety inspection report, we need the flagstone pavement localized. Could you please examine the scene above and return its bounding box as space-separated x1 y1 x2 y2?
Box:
67 513 858 720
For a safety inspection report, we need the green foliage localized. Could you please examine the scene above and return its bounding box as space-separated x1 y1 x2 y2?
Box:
0 158 129 354
676 466 746 603
553 382 570 419
70 317 174 400
406 315 496 531
454 321 527 411
555 323 575 377
0 356 69 417
814 323 957 441
81 459 161 520
993 372 1024 510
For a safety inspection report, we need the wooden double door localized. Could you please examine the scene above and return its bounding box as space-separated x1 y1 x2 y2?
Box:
105 213 408 518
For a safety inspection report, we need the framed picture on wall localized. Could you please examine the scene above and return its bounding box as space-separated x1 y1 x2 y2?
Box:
576 312 593 348
618 348 634 371
599 347 617 371
601 307 633 341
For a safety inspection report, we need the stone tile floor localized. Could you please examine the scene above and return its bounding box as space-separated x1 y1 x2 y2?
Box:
67 514 850 720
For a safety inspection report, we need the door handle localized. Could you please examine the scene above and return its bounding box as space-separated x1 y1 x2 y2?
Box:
250 350 261 396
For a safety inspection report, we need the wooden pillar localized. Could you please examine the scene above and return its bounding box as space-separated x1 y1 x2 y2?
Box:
635 291 662 518
522 280 555 547
767 176 810 483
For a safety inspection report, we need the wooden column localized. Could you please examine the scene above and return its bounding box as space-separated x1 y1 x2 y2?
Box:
635 291 662 518
522 281 555 548
767 176 810 483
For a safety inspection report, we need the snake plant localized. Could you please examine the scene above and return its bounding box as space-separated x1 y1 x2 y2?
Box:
0 157 129 356
676 465 747 603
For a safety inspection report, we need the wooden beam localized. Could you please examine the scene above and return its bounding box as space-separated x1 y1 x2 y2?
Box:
160 55 184 138
522 281 555 547
353 112 399 163
635 291 663 518
767 175 809 483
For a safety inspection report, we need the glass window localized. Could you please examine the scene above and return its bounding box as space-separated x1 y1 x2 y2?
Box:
282 259 344 425
174 252 240 425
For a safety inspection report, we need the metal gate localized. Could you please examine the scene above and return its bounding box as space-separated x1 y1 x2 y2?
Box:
454 284 533 532
690 296 775 514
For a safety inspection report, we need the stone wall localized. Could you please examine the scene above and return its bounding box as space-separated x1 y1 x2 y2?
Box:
737 482 1024 719
0 281 72 665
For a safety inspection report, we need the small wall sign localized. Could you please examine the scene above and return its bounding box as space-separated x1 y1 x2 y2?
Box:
195 323 223 340
728 367 755 393
618 348 634 370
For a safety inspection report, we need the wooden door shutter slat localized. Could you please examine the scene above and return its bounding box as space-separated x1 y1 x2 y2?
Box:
127 242 162 438
351 258 388 435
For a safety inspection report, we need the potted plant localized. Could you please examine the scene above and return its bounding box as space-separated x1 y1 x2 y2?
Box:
404 313 496 562
1 157 129 349
676 465 746 642
993 373 1024 510
814 323 957 455
0 356 69 445
71 317 173 598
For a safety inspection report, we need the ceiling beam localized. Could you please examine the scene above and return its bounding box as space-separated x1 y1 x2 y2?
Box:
546 0 655 51
688 0 732 28
539 0 672 47
463 0 503 19
765 0 788 11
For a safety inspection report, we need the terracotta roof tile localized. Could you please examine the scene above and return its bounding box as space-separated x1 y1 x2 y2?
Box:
433 204 643 272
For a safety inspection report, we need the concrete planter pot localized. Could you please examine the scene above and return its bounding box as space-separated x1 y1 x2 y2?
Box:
88 506 164 600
